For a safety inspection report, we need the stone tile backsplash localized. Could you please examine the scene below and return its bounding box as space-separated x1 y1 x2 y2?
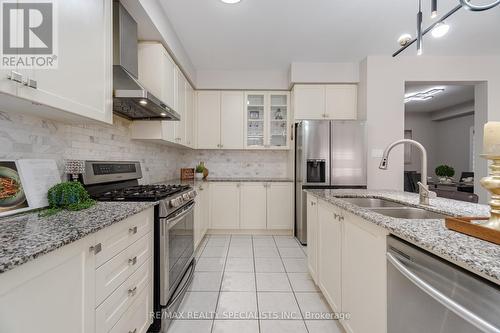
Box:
0 111 290 183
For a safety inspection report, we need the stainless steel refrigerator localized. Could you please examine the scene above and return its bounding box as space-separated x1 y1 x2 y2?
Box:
294 120 367 244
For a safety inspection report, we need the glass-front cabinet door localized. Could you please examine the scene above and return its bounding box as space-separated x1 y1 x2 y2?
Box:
245 93 266 147
269 93 289 148
245 92 290 149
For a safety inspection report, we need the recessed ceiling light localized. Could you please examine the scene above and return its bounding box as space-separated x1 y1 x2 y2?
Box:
160 112 167 117
221 0 241 3
139 99 148 105
431 22 450 38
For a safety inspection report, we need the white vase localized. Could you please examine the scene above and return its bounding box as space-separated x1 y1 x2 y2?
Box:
195 173 203 180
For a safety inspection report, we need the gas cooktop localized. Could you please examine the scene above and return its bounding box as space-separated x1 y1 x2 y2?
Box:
95 184 191 202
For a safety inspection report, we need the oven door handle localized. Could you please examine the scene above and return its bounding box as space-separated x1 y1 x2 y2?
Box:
166 202 194 230
387 252 500 333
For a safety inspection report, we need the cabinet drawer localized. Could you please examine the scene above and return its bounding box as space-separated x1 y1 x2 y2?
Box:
95 209 153 267
96 258 152 333
109 283 152 333
95 233 152 306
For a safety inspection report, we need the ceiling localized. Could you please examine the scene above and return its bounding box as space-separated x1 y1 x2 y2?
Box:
158 0 500 71
405 83 474 112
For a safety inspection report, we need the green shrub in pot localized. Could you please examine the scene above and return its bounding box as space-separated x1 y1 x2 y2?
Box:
435 165 455 182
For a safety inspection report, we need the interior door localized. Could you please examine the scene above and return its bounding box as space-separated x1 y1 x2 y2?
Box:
331 121 366 186
221 91 244 149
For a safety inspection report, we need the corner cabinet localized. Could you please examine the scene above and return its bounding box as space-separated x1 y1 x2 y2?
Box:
244 92 290 150
0 0 113 124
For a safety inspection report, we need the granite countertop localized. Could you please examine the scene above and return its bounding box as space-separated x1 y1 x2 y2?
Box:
304 189 500 285
0 201 157 275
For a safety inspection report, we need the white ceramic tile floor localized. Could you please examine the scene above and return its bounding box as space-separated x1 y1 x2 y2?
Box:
168 234 343 333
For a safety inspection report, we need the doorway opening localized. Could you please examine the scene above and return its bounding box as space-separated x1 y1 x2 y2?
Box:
404 82 478 203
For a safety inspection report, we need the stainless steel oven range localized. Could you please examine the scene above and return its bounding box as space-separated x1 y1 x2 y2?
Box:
82 160 196 333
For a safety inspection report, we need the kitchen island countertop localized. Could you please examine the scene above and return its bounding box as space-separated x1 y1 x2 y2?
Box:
305 189 500 285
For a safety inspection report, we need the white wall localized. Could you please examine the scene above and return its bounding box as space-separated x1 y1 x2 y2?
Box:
405 112 474 180
196 69 290 90
289 62 359 84
362 55 500 203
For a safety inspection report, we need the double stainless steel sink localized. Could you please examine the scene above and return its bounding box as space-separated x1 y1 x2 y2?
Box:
341 197 448 219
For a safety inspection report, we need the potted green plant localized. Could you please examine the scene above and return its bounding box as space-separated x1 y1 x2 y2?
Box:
435 165 455 183
195 162 205 180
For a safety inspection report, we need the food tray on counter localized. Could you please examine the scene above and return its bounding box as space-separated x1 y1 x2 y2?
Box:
445 216 500 245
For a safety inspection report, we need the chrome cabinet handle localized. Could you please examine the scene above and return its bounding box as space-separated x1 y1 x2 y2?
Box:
128 286 137 296
129 226 138 234
386 253 499 333
89 243 102 254
7 71 23 83
310 201 316 206
129 329 137 333
23 78 37 89
128 256 137 266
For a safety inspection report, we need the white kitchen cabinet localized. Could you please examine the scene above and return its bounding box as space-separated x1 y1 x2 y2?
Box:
306 193 319 284
240 183 267 229
0 235 96 333
341 210 388 333
185 83 195 148
138 42 175 109
221 91 245 149
293 85 325 120
244 92 290 150
210 182 240 229
173 68 187 145
1 0 113 124
293 84 357 120
325 85 358 120
196 91 221 149
266 183 293 230
194 182 210 248
317 200 342 312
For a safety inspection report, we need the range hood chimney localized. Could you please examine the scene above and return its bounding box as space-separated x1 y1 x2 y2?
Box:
112 1 179 121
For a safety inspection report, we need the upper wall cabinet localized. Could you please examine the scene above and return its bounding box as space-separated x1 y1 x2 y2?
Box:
0 0 113 124
195 91 244 150
138 42 175 109
293 84 357 120
244 92 290 150
132 59 195 148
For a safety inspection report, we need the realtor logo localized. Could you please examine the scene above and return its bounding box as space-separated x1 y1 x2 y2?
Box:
1 0 58 69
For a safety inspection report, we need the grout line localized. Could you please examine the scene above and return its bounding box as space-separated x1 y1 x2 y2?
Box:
273 235 311 333
252 235 261 333
210 235 231 333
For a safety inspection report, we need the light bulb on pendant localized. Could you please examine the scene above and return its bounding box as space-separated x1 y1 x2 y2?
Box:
220 0 241 3
431 0 438 18
431 22 450 38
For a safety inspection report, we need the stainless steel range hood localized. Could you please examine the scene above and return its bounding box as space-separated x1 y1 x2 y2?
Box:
113 1 179 121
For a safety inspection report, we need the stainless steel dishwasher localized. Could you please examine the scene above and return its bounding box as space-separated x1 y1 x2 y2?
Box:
387 236 500 333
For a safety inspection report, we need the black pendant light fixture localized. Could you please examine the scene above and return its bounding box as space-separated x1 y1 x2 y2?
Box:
393 0 500 57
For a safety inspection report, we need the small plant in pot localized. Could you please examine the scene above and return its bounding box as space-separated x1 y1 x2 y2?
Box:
195 162 205 180
435 165 455 183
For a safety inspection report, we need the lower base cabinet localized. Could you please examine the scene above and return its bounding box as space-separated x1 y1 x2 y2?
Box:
210 182 293 231
210 182 241 229
318 200 342 313
341 211 388 333
194 182 210 248
0 208 155 333
307 196 388 333
0 236 96 333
